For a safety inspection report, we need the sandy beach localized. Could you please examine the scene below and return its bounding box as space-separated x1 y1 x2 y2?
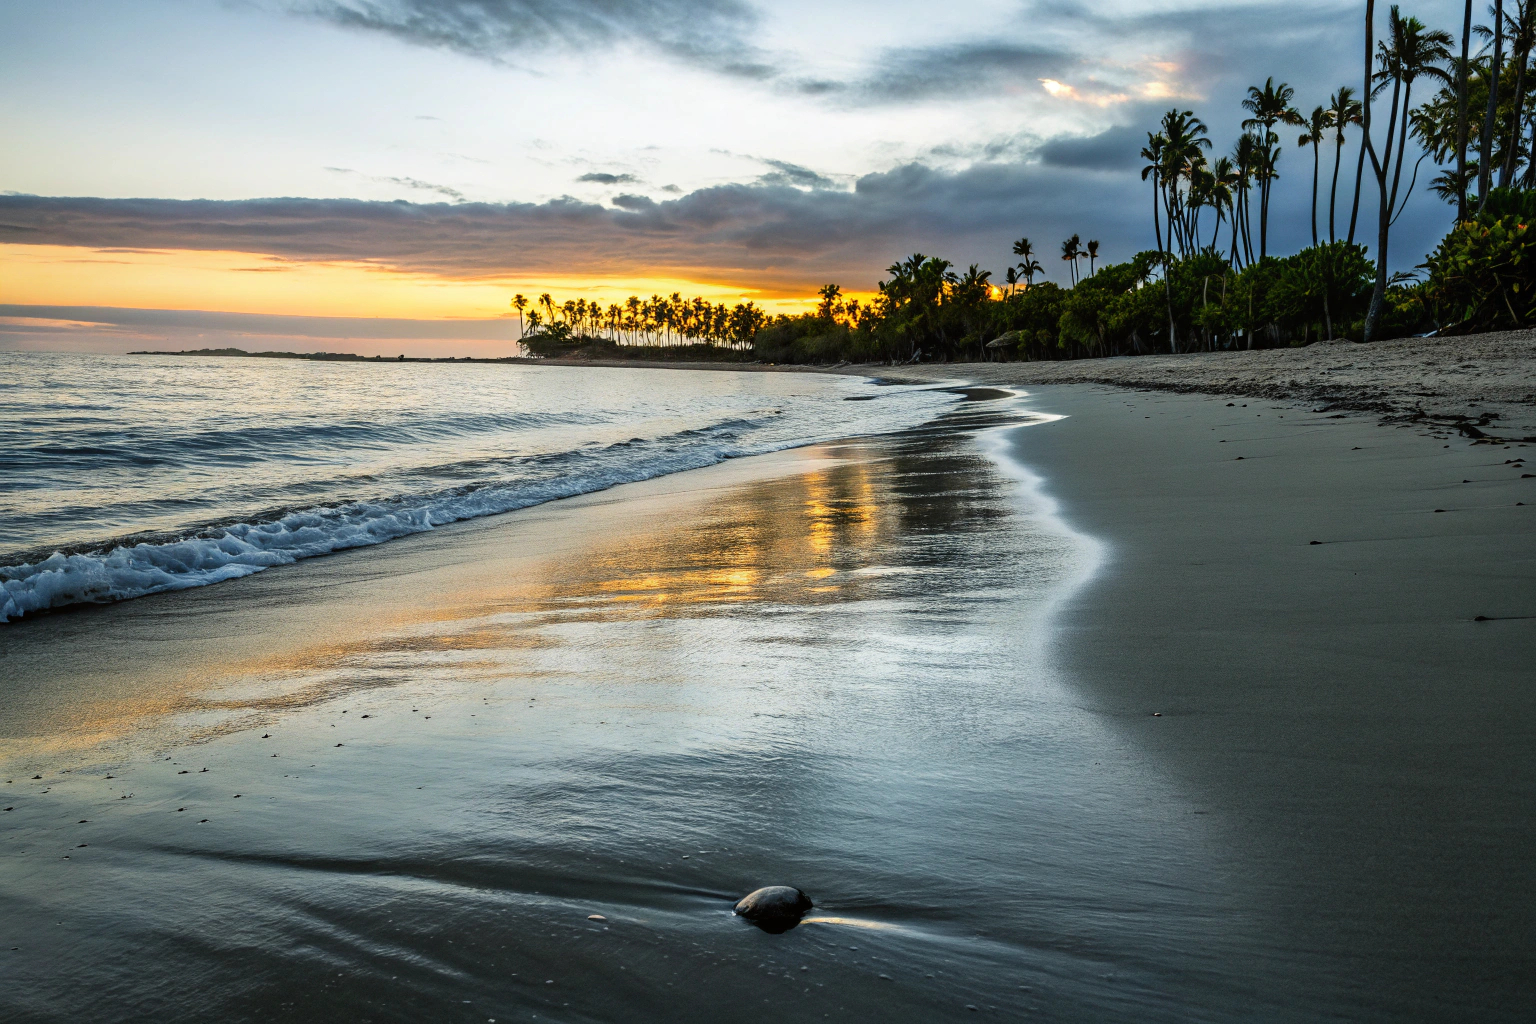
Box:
2 345 1533 1021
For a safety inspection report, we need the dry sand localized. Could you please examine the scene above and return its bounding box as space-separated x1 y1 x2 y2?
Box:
845 330 1536 436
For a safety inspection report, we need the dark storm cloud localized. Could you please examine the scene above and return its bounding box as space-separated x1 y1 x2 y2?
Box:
1038 125 1145 171
576 172 640 185
0 165 1147 292
286 0 771 75
798 1 1371 108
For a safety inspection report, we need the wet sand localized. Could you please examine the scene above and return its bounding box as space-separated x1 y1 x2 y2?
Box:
3 383 1533 1021
1002 385 1536 1018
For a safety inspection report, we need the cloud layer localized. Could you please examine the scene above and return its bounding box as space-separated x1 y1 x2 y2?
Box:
0 161 1147 292
287 0 771 75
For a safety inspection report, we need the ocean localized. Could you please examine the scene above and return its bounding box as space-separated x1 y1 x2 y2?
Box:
0 352 956 621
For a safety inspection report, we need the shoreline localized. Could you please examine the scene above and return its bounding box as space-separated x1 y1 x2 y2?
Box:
116 330 1536 432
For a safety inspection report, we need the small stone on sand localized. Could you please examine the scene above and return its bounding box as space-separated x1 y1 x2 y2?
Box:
734 886 813 933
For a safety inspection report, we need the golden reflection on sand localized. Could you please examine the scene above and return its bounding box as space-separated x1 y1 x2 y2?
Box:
2 444 913 766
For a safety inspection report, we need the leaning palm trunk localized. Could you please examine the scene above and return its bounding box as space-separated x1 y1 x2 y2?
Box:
1500 35 1530 188
1311 141 1321 246
1348 129 1368 243
1478 0 1505 212
1365 11 1407 343
1455 0 1472 220
1330 133 1344 242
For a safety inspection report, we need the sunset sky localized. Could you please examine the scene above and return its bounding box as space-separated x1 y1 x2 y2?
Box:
1 0 1463 355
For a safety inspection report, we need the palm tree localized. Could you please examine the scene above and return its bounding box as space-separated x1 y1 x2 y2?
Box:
1157 109 1211 257
1299 105 1330 246
1456 0 1475 219
1241 77 1304 259
1141 133 1167 261
1364 5 1454 341
1326 87 1363 243
1004 265 1020 295
1498 0 1534 187
1478 0 1505 210
1061 235 1082 286
1086 239 1100 276
1231 133 1258 266
1012 238 1042 286
512 294 528 338
1207 155 1238 256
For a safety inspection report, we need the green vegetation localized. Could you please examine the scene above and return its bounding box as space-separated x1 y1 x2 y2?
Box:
516 4 1536 364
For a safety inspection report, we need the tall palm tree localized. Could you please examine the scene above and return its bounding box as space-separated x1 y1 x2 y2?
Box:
1230 133 1258 266
1498 0 1534 187
1299 105 1331 246
1086 239 1100 276
512 294 528 338
1012 238 1042 286
1207 155 1238 257
1364 5 1454 341
1241 77 1304 259
1326 87 1363 242
1141 134 1167 261
1061 235 1082 286
1456 0 1475 219
1478 0 1505 210
1159 109 1211 257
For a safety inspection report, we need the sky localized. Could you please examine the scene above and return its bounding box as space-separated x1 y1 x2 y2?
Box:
0 0 1469 355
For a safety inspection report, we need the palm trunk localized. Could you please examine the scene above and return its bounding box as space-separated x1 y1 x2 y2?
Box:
1260 165 1270 261
1311 142 1321 247
1500 35 1529 188
1363 0 1384 342
1526 111 1536 186
1229 204 1242 267
1478 0 1504 212
1243 183 1256 264
1365 13 1401 344
1456 0 1472 221
1348 132 1368 243
1330 132 1344 242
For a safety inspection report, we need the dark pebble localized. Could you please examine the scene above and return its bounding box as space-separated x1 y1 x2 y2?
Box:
734 886 813 933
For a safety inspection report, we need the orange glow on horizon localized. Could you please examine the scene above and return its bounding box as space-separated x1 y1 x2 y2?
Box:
0 244 832 320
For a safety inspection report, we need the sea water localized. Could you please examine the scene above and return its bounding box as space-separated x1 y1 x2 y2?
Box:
0 352 955 621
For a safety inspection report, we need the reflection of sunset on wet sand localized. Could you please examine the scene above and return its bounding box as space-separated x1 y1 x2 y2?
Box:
0 442 933 765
